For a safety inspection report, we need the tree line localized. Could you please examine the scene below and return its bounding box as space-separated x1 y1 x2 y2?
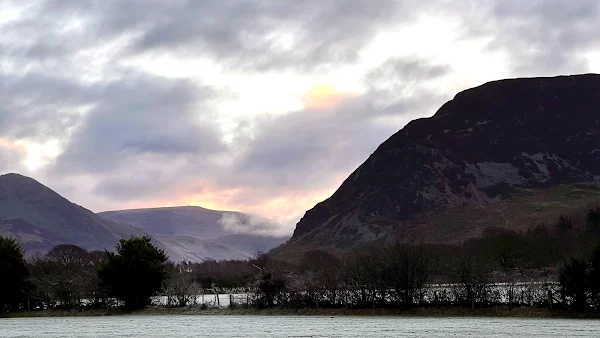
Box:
2 207 600 313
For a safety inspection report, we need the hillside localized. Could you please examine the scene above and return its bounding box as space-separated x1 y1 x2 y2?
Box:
99 207 289 259
0 174 287 262
277 74 600 259
0 173 147 253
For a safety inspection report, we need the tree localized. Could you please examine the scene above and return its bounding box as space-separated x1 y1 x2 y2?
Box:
45 244 90 308
453 253 491 308
559 257 589 311
0 236 29 313
387 242 431 306
85 251 108 306
251 252 288 308
588 244 600 310
47 244 89 266
588 208 600 235
558 215 573 232
165 263 200 307
98 236 168 310
300 250 343 307
344 245 390 308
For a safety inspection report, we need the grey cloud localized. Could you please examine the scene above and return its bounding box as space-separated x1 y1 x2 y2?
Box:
221 88 447 199
10 0 412 71
92 170 180 201
129 0 402 69
127 0 407 70
5 0 599 76
367 58 450 83
480 1 600 75
366 58 452 100
9 0 598 77
2 0 600 223
0 72 87 140
0 147 22 172
88 79 444 207
1 1 93 65
54 73 224 175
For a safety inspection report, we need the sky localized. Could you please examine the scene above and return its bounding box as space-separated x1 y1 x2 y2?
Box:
1 0 599 236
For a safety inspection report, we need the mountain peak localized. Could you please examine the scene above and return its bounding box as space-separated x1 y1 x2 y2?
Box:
0 173 145 252
0 172 39 183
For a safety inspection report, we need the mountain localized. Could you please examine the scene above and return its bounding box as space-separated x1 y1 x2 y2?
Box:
0 173 287 262
0 173 147 254
99 207 289 260
277 74 600 259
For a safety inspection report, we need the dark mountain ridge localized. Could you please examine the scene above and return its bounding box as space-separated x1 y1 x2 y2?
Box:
280 74 600 258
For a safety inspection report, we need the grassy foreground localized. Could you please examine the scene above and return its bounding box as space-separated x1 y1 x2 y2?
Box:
5 306 600 319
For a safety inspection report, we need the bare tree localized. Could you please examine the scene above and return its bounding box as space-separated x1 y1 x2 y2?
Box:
165 263 201 307
453 253 492 309
250 252 289 308
300 250 343 307
387 242 431 306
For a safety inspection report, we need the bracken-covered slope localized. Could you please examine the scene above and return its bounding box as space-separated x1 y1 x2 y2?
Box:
278 74 600 259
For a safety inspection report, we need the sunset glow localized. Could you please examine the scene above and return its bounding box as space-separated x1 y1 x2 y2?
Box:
303 85 353 109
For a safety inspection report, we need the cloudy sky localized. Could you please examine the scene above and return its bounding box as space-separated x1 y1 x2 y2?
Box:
1 0 599 235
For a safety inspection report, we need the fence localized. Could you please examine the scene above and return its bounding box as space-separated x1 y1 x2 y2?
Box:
152 282 561 308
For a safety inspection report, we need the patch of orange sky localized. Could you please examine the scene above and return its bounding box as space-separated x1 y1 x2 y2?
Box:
302 84 355 109
120 173 349 234
0 137 27 153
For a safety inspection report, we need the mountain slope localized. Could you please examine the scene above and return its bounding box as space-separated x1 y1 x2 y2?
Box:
277 74 600 259
0 173 147 253
0 174 287 262
99 207 289 259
